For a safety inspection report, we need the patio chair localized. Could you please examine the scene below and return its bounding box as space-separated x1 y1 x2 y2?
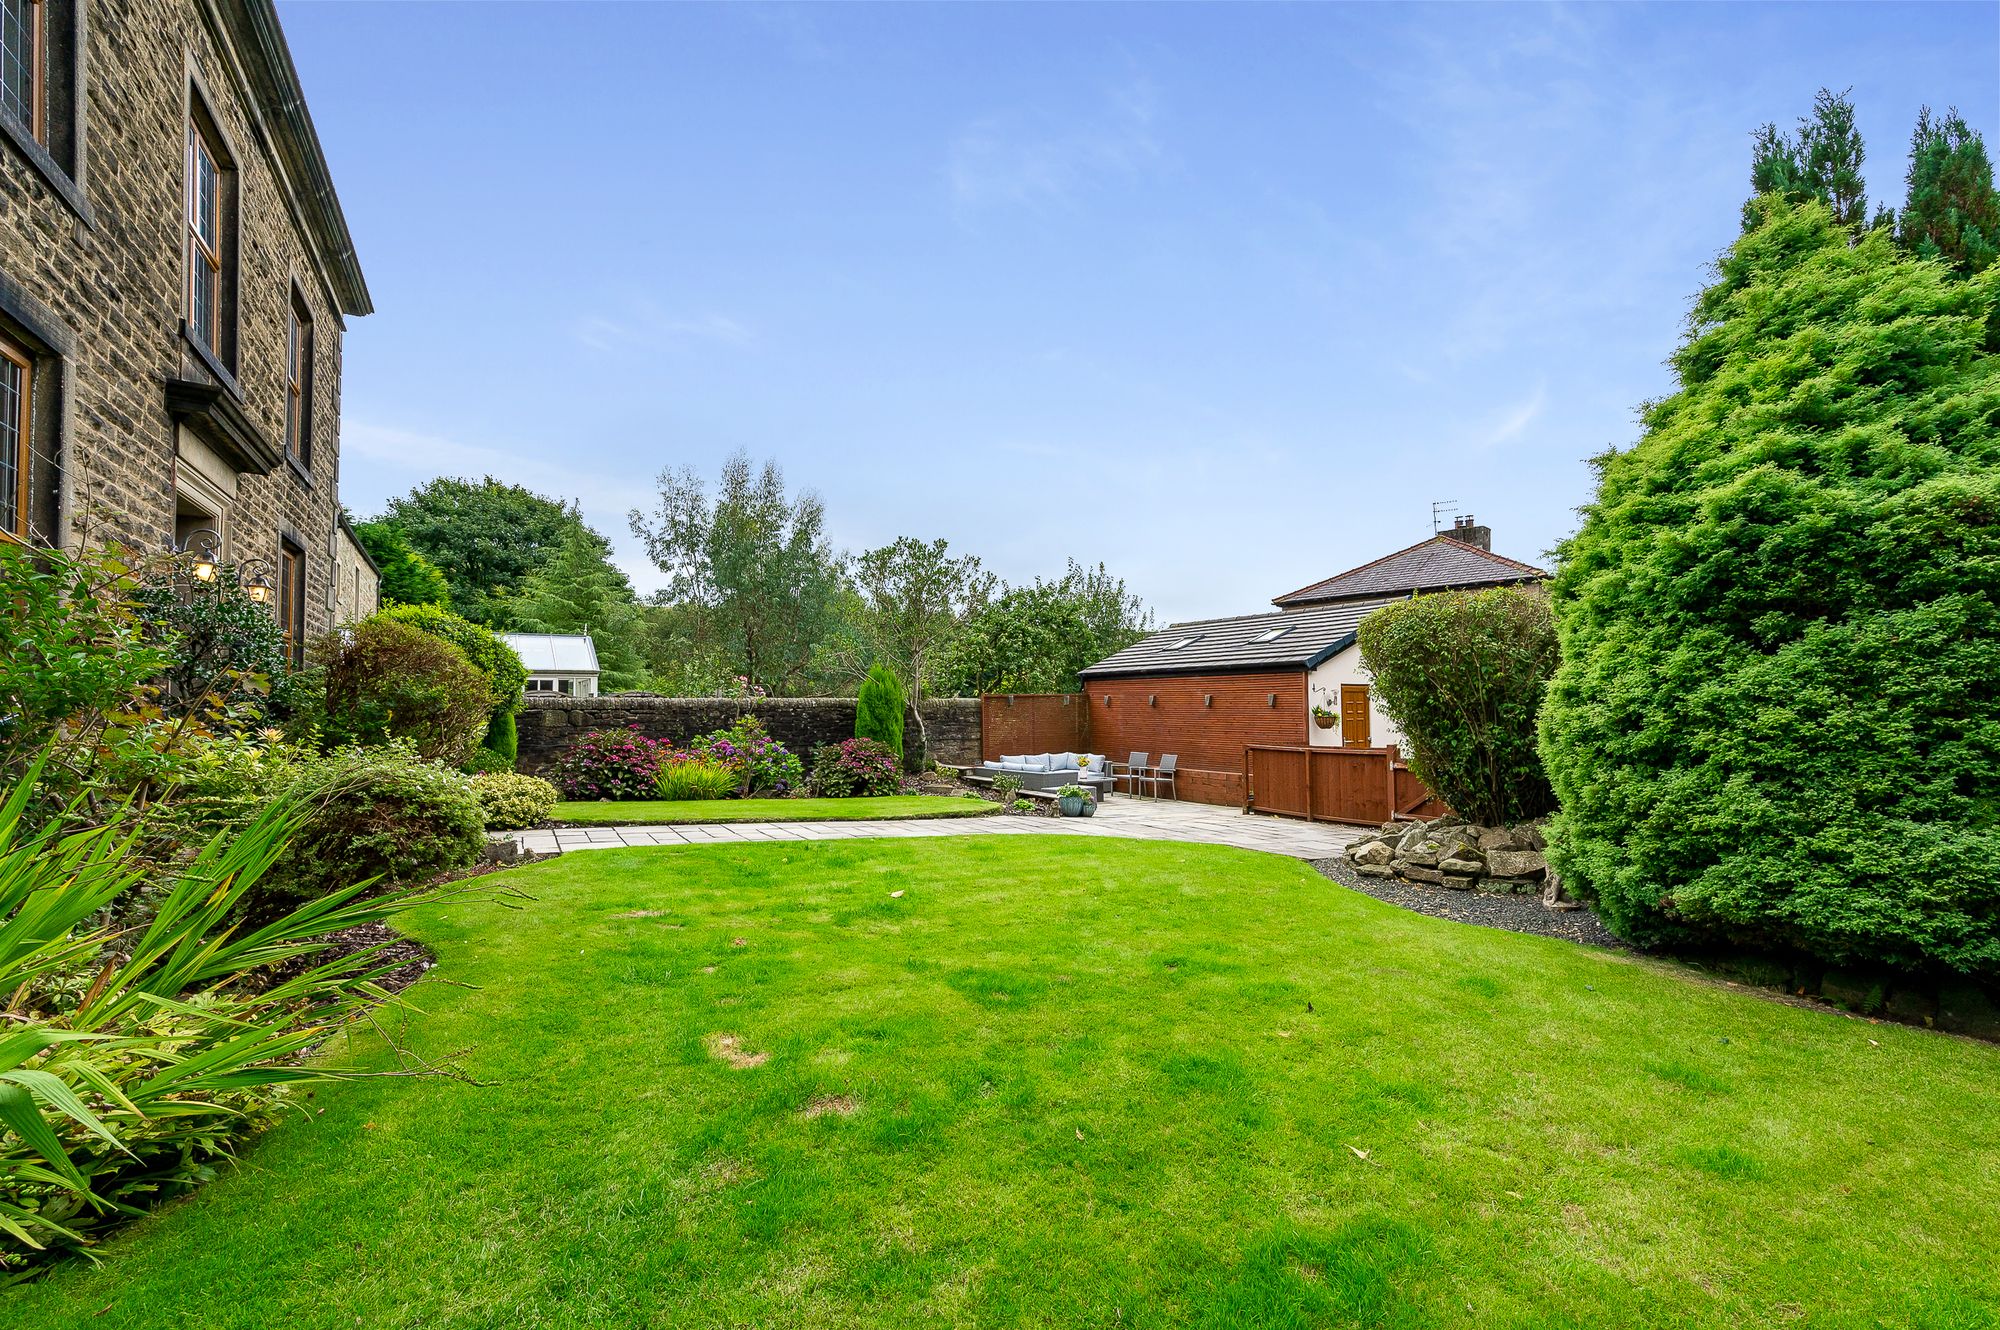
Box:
1134 753 1178 800
1111 752 1151 795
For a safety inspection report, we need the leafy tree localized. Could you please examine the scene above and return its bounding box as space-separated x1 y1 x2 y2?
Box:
1744 88 1868 230
632 599 733 696
507 528 649 692
855 662 906 763
1899 106 2000 276
1356 587 1558 826
1538 198 2000 976
382 477 604 624
844 537 996 747
627 452 846 695
352 520 450 609
936 560 1152 695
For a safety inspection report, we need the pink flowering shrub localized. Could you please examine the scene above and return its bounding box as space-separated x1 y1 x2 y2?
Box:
549 728 668 801
807 737 901 798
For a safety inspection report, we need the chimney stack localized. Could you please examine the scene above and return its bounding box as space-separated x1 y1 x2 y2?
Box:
1442 514 1491 551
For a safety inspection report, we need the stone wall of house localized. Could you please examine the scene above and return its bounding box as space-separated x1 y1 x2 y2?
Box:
0 0 354 636
516 696 983 774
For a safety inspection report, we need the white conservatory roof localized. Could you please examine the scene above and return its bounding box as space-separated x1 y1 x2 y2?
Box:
501 633 600 675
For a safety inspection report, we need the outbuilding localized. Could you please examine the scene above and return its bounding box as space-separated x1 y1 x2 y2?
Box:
502 632 602 698
1078 518 1545 807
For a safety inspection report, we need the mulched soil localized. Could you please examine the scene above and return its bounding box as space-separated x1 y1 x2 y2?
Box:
1310 855 1623 950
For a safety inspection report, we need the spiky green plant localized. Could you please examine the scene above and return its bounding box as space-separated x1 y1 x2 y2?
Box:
0 763 513 1273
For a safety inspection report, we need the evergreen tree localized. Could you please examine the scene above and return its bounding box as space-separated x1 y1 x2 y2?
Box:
1539 198 2000 975
507 528 649 692
1744 88 1868 230
353 520 451 609
855 663 905 763
1899 106 2000 275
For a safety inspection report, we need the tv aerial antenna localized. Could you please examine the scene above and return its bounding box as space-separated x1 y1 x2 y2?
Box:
1431 500 1458 534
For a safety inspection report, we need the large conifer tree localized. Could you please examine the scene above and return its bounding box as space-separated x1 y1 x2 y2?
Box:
1539 200 2000 975
1899 106 2000 276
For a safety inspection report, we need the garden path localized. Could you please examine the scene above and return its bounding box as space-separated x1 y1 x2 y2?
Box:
503 796 1365 861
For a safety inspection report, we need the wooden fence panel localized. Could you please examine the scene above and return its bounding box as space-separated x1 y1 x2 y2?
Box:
1393 763 1450 820
980 694 1089 761
1246 744 1446 825
1246 747 1310 818
1309 749 1391 825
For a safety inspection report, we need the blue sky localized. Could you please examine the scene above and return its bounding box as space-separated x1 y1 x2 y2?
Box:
281 1 1998 624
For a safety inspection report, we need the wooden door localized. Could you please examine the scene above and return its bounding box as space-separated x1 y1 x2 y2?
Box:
1339 684 1371 748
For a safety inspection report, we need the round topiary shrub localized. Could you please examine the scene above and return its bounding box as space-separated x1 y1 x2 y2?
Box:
549 728 666 801
471 771 560 830
1356 586 1559 827
261 744 485 908
306 618 495 765
481 710 519 766
808 738 901 798
376 604 528 707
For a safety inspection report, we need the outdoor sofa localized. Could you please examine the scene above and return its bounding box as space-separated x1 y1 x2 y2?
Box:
974 752 1115 798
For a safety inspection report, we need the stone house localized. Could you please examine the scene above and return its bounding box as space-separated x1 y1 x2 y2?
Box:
0 0 373 655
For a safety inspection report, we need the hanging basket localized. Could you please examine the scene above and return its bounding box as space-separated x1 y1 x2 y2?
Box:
1313 713 1336 730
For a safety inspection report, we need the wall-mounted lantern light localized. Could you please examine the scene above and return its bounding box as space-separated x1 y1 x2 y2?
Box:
1148 693 1157 707
1267 693 1278 707
178 527 222 582
1204 694 1214 707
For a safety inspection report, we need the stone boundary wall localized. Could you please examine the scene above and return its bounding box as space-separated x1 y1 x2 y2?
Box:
516 696 981 774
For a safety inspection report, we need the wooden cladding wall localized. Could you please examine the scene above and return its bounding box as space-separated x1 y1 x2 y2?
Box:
981 693 1090 761
1245 745 1448 825
1085 671 1308 806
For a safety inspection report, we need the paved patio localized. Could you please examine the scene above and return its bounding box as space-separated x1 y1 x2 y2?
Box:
503 796 1365 861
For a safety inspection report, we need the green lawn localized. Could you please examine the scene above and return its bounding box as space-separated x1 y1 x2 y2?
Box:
15 839 1999 1328
550 794 997 825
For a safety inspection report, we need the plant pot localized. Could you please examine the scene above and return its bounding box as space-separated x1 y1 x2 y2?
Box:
1313 713 1336 730
1058 795 1086 817
1079 798 1096 817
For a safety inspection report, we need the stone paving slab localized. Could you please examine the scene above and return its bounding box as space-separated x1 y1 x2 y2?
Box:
503 797 1364 862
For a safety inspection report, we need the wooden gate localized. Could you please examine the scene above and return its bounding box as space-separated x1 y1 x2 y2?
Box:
1243 745 1447 825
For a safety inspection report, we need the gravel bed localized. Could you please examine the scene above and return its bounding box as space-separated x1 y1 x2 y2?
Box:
1310 855 1623 949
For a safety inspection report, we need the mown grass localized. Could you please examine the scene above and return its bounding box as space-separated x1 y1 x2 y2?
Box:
550 794 997 825
14 839 1999 1328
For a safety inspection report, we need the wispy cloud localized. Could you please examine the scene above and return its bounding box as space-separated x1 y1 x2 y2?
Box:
573 306 753 354
1469 383 1548 450
343 421 639 516
948 78 1166 213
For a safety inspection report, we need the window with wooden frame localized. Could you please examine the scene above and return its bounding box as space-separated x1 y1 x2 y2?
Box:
0 0 43 141
184 99 234 368
0 331 30 542
285 290 313 466
278 540 306 666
